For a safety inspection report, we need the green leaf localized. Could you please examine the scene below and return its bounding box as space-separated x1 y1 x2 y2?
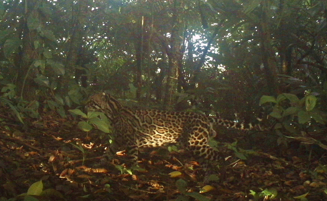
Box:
40 29 56 41
56 106 66 118
70 143 84 153
298 111 311 124
176 179 188 194
294 192 309 200
282 107 299 117
3 37 22 58
282 93 300 105
260 188 278 198
27 15 41 30
235 151 247 160
89 117 111 133
305 95 317 111
168 145 179 153
77 121 93 132
282 121 297 133
259 95 276 105
43 49 52 59
243 0 262 14
34 75 49 87
27 180 43 196
33 60 46 74
0 30 10 42
269 109 282 119
6 99 25 124
69 109 87 118
47 59 65 75
87 111 104 119
311 112 325 124
54 94 64 105
206 174 220 182
47 100 58 110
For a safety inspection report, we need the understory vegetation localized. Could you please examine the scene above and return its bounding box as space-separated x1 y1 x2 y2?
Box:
0 0 327 200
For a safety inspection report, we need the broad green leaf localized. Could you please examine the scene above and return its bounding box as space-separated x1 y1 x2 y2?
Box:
41 29 56 41
87 111 104 119
282 107 299 117
259 95 276 105
269 110 282 119
33 60 46 74
68 89 83 104
77 121 93 132
207 174 220 182
294 192 309 199
54 94 64 105
283 93 300 104
27 15 40 30
65 96 72 107
43 49 52 59
27 180 43 196
47 100 58 110
56 106 66 118
47 59 65 75
282 121 297 133
69 109 87 118
298 111 311 124
311 112 325 124
0 30 10 42
261 188 278 198
6 100 25 124
70 143 84 153
99 113 111 125
89 117 111 133
176 179 188 194
4 37 22 58
34 75 49 87
305 95 317 111
235 152 247 160
168 145 178 152
243 0 262 14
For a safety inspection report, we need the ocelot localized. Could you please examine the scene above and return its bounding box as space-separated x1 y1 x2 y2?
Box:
87 92 266 161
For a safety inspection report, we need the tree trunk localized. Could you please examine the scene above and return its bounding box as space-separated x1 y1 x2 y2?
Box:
59 0 89 95
16 0 41 100
163 0 183 109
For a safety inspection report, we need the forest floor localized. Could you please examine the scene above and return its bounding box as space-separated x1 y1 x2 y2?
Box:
0 112 327 201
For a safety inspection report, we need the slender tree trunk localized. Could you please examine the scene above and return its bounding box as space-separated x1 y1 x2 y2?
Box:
59 0 89 95
259 1 278 95
17 0 41 100
163 0 183 109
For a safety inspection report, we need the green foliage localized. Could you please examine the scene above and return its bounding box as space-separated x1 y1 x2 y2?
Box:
0 180 64 201
68 109 112 134
249 188 278 201
174 179 211 201
260 93 325 132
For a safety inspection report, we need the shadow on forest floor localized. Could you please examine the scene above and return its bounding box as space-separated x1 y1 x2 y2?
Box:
0 112 327 201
